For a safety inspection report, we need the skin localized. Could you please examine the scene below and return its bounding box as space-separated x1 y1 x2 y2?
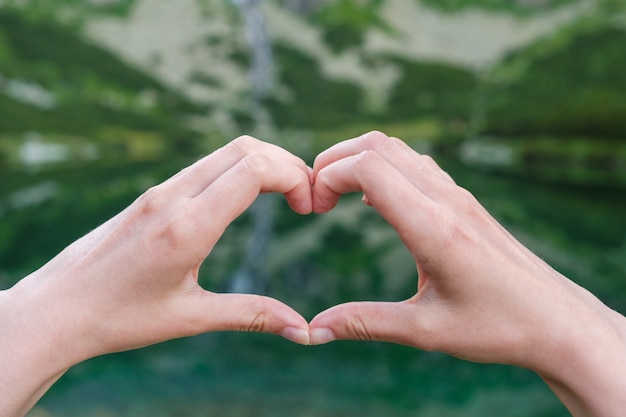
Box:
308 131 626 417
2 132 625 416
0 136 312 417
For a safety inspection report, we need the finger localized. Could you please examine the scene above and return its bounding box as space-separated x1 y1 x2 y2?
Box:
315 149 403 213
184 292 310 345
314 147 429 218
207 152 313 213
349 137 532 269
411 147 455 184
308 300 433 348
314 131 452 182
314 150 448 263
313 131 391 177
189 153 312 250
314 132 454 199
164 136 310 197
315 134 529 269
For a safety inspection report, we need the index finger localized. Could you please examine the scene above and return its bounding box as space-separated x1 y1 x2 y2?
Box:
314 131 453 188
313 149 440 258
188 152 313 252
164 136 311 198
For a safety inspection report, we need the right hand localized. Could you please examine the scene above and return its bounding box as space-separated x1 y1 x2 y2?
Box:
308 132 626 417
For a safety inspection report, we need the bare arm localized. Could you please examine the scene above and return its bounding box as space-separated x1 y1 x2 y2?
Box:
0 136 313 417
308 131 626 417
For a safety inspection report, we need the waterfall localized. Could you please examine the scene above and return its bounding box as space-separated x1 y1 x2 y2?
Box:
228 0 277 295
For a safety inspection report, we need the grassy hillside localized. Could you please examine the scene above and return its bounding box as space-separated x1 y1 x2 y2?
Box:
0 10 204 153
420 0 578 14
478 25 626 139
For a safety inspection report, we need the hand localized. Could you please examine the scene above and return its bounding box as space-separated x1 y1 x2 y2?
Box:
1 136 312 416
308 131 626 417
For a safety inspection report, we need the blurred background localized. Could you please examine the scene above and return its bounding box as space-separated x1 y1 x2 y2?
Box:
1 0 625 416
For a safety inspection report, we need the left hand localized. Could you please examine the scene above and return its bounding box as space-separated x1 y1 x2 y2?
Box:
2 136 314 417
11 136 313 365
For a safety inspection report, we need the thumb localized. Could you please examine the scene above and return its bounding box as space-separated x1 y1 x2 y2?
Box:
186 292 311 345
308 300 434 348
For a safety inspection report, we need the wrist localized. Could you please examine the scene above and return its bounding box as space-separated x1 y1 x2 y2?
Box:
2 269 87 375
529 286 626 416
0 278 75 416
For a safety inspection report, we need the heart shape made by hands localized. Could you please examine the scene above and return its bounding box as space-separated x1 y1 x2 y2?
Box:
230 131 548 372
2 132 614 417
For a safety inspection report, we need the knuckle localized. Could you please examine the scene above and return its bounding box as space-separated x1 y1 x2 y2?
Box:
240 153 271 179
457 186 477 204
353 150 388 185
360 131 411 157
362 130 388 141
454 187 481 215
233 296 273 333
130 187 201 258
135 185 167 216
230 135 261 154
420 154 437 166
154 208 194 252
437 213 474 254
246 311 270 333
387 135 410 150
353 149 383 170
360 130 391 150
346 304 374 341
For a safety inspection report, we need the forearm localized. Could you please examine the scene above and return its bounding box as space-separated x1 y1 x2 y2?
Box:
533 291 626 417
542 341 626 416
0 368 66 417
0 275 79 417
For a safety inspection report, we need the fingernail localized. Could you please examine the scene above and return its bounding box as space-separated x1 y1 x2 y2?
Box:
309 328 336 345
281 327 310 345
